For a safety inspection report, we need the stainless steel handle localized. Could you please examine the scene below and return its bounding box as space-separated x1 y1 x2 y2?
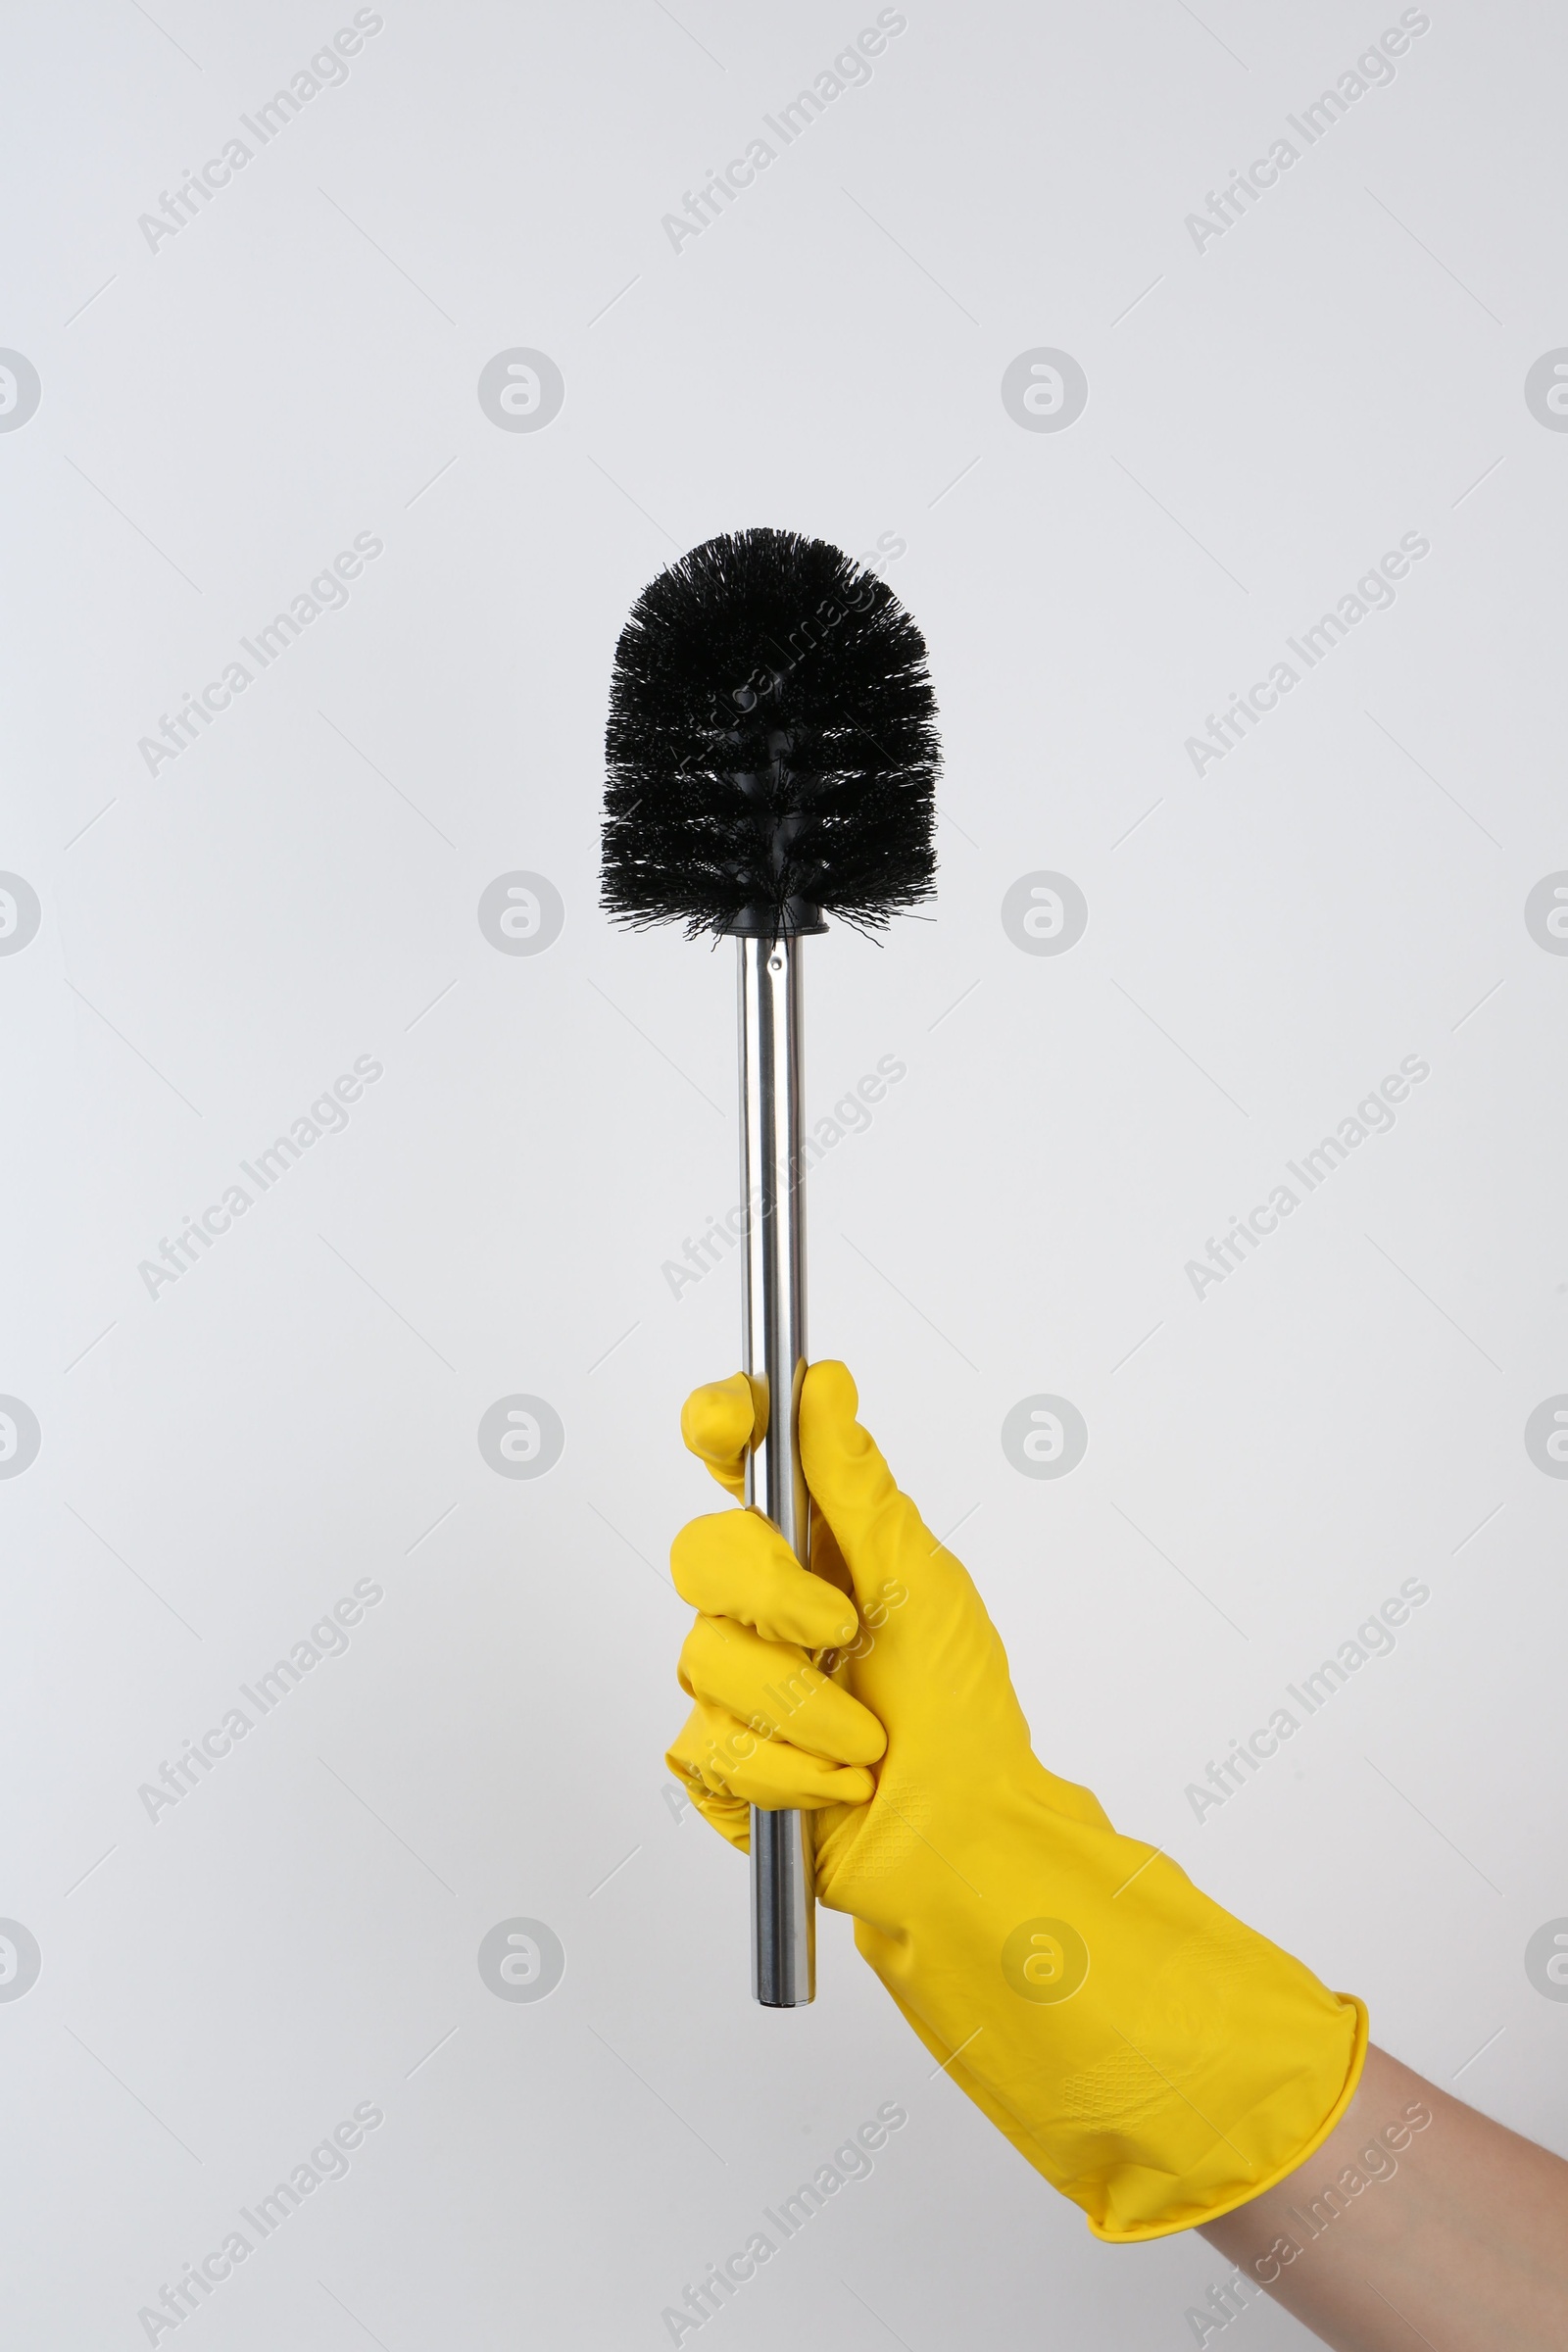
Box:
737 933 815 2006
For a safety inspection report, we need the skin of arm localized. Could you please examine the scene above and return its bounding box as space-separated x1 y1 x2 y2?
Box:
1199 2041 1568 2351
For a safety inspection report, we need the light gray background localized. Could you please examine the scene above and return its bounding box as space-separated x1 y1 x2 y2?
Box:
4 2 1565 2344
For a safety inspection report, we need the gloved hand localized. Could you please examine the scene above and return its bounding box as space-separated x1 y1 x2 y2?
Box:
666 1360 1367 2243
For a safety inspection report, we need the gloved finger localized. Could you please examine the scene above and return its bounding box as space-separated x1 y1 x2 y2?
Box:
678 1616 887 1766
680 1373 756 1500
671 1509 859 1651
799 1359 943 1606
663 1738 751 1851
666 1698 876 1811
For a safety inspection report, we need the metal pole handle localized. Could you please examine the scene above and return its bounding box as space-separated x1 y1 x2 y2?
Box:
737 933 815 2006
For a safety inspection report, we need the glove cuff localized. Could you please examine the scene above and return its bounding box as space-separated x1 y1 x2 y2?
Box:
1086 1991 1370 2242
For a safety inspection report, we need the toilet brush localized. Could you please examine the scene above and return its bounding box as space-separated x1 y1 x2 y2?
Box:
602 526 939 2003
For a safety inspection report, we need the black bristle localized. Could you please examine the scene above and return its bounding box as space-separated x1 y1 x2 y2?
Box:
603 527 939 939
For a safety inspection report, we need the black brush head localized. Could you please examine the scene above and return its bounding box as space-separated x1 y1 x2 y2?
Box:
603 526 939 940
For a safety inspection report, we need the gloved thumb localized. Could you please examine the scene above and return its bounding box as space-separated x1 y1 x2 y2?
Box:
799 1360 941 1611
799 1358 1063 1803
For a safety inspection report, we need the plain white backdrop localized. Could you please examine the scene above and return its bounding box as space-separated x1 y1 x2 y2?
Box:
3 2 1566 2344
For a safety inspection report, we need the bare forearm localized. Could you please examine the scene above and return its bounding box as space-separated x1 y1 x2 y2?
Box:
1200 2043 1568 2351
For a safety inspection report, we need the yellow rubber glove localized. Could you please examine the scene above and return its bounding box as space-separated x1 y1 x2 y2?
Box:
666 1361 1368 2244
